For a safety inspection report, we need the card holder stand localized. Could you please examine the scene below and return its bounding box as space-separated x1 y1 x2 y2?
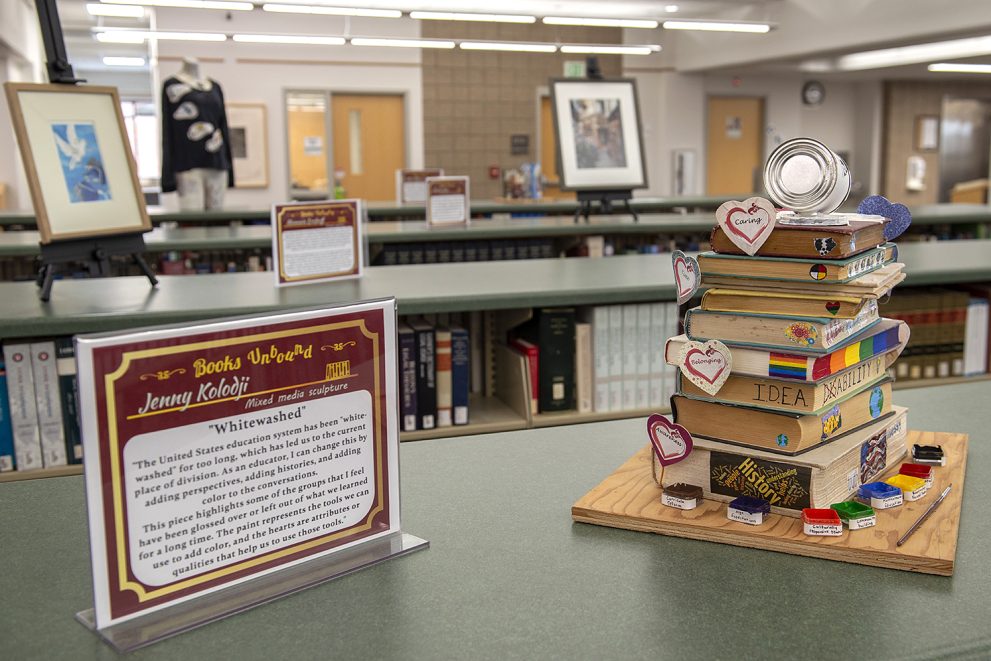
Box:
76 531 428 653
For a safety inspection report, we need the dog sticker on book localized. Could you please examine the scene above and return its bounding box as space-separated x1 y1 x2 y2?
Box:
813 237 837 256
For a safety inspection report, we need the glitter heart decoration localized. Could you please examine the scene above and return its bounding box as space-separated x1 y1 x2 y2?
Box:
857 195 912 241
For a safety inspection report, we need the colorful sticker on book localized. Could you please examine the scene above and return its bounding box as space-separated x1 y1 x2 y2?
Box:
869 385 884 418
716 196 777 255
646 413 693 467
709 451 812 509
813 237 837 256
860 429 888 483
809 264 828 280
776 434 789 448
677 339 732 395
671 250 700 305
768 353 807 380
825 301 841 316
785 322 818 347
821 404 841 439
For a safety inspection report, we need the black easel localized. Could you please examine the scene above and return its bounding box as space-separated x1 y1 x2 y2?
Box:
32 0 157 301
574 189 638 224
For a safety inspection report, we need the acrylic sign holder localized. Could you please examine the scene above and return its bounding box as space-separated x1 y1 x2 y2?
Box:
572 430 967 576
77 531 428 652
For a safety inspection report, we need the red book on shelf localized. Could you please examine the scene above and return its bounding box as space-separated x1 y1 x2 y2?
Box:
510 338 539 415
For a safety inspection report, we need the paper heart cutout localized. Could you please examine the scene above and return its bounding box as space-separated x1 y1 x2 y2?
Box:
647 413 694 467
677 339 732 396
857 195 912 241
825 301 840 316
672 250 700 305
716 197 777 256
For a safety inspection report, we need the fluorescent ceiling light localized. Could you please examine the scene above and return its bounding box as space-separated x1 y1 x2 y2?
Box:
233 34 346 45
262 4 402 18
662 19 771 33
929 62 991 73
101 0 252 9
560 44 660 55
665 4 679 12
460 41 556 53
351 37 456 49
543 16 658 29
838 35 991 71
103 56 146 66
410 11 535 24
96 29 227 42
87 3 144 17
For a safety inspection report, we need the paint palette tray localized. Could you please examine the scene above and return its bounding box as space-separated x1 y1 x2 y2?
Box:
572 430 967 576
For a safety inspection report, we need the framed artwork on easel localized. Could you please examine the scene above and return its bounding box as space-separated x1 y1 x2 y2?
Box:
4 82 151 244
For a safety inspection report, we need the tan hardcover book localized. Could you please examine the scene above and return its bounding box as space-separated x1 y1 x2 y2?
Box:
671 378 893 455
435 327 453 427
653 407 908 517
710 218 887 259
575 322 593 413
698 244 895 284
684 299 880 353
701 288 869 320
702 262 905 300
678 352 893 414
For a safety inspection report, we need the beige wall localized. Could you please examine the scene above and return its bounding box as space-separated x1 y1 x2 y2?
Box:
421 22 622 199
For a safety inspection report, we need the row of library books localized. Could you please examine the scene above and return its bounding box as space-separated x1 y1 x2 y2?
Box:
0 339 81 473
373 239 557 266
398 320 471 431
0 250 274 282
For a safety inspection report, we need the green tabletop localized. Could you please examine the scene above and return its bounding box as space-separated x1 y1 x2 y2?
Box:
0 380 988 659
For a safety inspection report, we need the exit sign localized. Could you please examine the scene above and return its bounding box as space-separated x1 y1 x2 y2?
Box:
564 60 586 78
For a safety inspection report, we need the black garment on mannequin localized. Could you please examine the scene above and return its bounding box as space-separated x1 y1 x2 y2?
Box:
160 76 234 193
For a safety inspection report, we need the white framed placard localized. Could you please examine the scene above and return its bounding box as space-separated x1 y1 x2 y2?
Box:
271 199 363 287
425 176 470 227
395 168 443 204
75 300 423 637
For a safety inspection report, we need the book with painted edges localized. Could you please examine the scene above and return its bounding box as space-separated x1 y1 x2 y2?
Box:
684 299 879 353
697 243 895 284
678 350 895 414
665 319 908 382
653 407 908 517
702 262 905 300
701 288 871 320
671 377 893 455
709 217 887 259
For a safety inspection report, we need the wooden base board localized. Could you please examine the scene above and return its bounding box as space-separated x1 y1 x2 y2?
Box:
572 430 967 576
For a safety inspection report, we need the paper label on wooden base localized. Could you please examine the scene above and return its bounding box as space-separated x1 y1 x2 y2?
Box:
804 521 843 536
727 507 765 525
870 494 903 509
845 515 876 530
661 494 698 510
902 485 928 501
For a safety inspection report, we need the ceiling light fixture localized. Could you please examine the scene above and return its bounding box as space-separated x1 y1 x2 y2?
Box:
459 41 557 53
87 3 145 17
101 0 252 9
95 29 227 42
232 34 346 45
838 35 991 71
662 19 771 33
560 44 660 55
103 56 147 66
261 4 402 18
410 11 535 24
351 37 456 48
543 16 658 29
665 4 679 12
928 62 991 74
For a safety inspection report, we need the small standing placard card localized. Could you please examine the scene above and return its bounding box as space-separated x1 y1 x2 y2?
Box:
395 168 444 204
75 300 426 647
271 200 363 287
425 176 470 227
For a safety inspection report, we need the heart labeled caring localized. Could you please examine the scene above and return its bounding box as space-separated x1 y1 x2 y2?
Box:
671 250 700 304
716 196 778 256
646 413 694 466
677 339 732 395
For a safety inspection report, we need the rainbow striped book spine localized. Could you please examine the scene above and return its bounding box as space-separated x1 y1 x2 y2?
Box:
768 353 808 380
812 322 901 380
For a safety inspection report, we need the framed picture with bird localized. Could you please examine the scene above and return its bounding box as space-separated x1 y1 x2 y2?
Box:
4 83 151 243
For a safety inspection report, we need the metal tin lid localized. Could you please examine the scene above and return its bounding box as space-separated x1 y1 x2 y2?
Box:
763 138 851 213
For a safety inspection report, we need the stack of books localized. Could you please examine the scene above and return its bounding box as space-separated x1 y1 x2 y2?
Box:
659 217 913 516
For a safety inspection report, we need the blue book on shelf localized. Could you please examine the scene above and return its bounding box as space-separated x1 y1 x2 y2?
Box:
450 325 470 426
0 359 15 472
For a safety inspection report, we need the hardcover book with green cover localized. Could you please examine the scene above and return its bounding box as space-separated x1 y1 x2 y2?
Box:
697 243 895 284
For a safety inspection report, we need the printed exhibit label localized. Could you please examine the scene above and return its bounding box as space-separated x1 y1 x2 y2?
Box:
271 199 363 286
76 300 399 627
425 176 470 227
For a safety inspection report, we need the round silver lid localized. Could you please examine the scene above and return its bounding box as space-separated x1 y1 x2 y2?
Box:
763 138 851 213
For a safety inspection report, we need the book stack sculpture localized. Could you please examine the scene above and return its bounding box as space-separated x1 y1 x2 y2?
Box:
653 138 919 527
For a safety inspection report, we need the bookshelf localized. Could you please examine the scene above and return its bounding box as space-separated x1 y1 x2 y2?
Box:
1 242 991 481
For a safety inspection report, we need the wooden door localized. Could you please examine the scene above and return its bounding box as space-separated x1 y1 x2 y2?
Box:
706 96 764 195
539 96 575 200
331 94 405 201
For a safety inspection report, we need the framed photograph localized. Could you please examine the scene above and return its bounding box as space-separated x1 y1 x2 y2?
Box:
3 83 151 243
915 115 939 152
227 102 269 188
549 78 647 191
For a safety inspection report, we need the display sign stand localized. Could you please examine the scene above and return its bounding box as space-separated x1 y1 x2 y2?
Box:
76 532 427 653
32 0 155 302
574 189 639 224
